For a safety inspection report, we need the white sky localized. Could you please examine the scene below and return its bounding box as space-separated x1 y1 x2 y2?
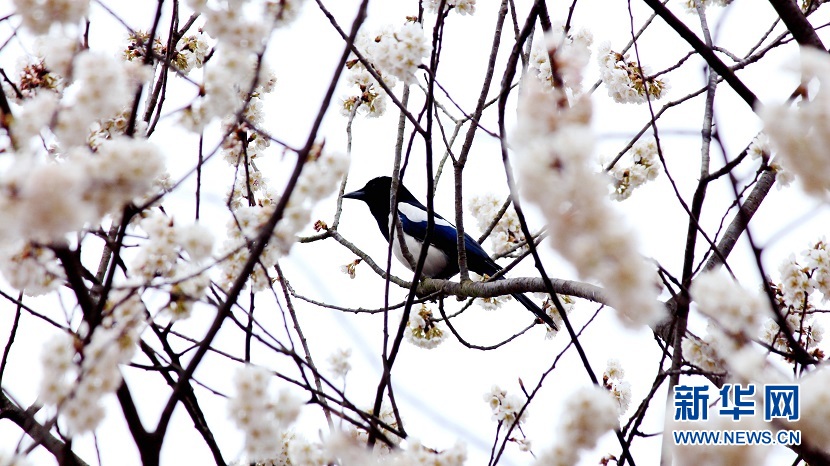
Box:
1 0 829 465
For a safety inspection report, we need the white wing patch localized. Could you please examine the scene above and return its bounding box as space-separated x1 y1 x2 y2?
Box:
397 203 454 228
391 232 450 278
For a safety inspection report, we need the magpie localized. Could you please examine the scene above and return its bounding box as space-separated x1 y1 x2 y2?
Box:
343 176 556 329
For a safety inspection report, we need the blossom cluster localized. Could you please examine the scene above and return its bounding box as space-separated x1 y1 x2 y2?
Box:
0 243 65 297
484 385 527 427
528 26 593 92
218 150 350 292
131 213 213 320
405 304 448 349
541 293 574 339
761 47 830 198
340 22 431 118
606 138 661 201
759 242 828 359
597 42 668 104
468 272 513 311
747 133 794 188
513 79 664 328
425 0 476 15
229 430 466 466
12 0 89 35
39 292 146 435
327 348 352 379
691 269 767 336
124 30 210 75
533 386 619 466
227 365 303 462
467 193 525 255
340 59 397 118
0 136 164 247
680 326 726 374
790 366 830 449
181 0 297 131
6 60 61 101
681 0 734 13
603 359 632 416
684 269 772 376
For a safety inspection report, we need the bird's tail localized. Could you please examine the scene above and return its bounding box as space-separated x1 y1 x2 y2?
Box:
512 292 558 330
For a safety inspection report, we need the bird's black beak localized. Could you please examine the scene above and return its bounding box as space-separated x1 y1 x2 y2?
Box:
342 188 364 200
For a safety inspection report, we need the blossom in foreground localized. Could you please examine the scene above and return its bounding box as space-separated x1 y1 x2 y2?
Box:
0 243 65 297
789 366 830 450
760 47 830 199
691 269 767 336
227 365 303 462
529 25 593 92
533 386 619 466
218 150 350 292
514 79 664 328
38 292 145 435
12 0 89 35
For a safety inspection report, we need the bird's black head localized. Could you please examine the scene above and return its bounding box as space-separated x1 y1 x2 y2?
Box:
343 176 418 206
343 176 392 203
343 176 419 239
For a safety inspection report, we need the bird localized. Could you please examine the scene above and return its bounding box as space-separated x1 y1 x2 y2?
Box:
343 176 557 330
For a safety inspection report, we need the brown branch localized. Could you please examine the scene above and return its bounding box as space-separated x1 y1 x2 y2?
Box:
0 393 88 466
640 0 758 109
419 276 608 305
767 0 825 49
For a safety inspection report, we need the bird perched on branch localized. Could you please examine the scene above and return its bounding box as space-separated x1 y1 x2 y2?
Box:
343 176 556 329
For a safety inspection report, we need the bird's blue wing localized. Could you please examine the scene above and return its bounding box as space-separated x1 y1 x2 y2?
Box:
397 201 500 277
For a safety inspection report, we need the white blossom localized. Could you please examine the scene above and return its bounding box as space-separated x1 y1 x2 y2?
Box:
534 386 619 466
691 269 768 334
405 305 448 349
56 52 131 148
484 385 527 427
514 79 664 328
529 25 593 92
604 358 625 381
760 47 830 198
681 331 725 374
327 348 352 379
355 23 430 85
606 138 661 201
792 365 830 450
468 193 525 255
228 365 303 462
681 0 734 14
425 0 476 16
12 0 89 35
597 42 668 104
0 242 65 296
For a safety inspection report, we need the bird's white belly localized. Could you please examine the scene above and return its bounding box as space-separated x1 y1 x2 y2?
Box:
391 234 449 278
